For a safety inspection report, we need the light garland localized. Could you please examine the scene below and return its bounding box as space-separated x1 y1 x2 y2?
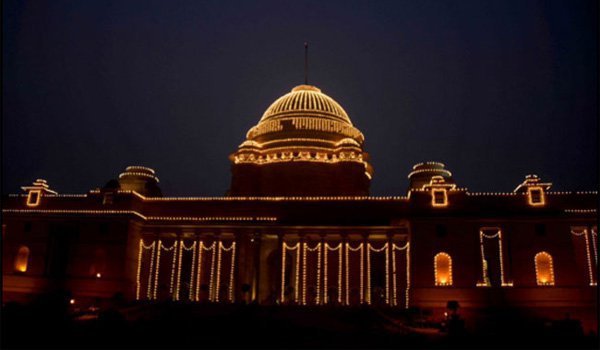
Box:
571 228 595 285
146 240 157 300
344 242 349 305
324 243 329 303
534 251 555 286
302 242 307 305
478 229 510 287
215 241 223 302
281 241 286 303
135 239 145 300
592 227 598 266
391 243 397 306
228 242 236 302
433 252 453 286
153 240 162 300
195 241 204 301
168 241 179 299
338 242 343 304
186 241 197 301
209 242 217 301
406 242 410 309
392 243 409 308
316 243 322 304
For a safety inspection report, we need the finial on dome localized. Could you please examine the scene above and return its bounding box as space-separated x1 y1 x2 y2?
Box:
304 42 309 85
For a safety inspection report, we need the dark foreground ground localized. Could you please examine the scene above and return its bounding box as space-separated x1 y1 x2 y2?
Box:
1 294 598 349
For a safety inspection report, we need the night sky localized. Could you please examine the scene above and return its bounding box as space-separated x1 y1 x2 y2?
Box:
3 0 598 196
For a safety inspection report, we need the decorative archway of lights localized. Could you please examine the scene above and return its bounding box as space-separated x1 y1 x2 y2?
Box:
135 238 236 302
280 240 410 308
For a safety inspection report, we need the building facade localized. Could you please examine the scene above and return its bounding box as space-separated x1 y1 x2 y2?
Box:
2 85 598 329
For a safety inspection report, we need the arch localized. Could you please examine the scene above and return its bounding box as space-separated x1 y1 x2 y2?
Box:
14 246 30 273
434 252 453 286
535 251 555 286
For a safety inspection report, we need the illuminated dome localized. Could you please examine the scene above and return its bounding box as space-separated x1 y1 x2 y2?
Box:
229 84 372 196
258 85 352 125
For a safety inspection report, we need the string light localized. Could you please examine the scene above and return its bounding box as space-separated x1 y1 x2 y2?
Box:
534 252 555 286
316 243 322 304
591 227 598 265
228 242 236 302
344 242 350 305
281 241 286 303
215 241 223 302
385 243 390 304
324 243 329 304
571 228 595 285
195 241 204 301
391 243 397 306
406 242 410 309
366 243 371 304
135 239 144 300
146 240 157 299
478 229 510 287
338 243 343 304
295 242 300 303
185 241 197 301
168 241 179 299
209 242 217 301
434 252 453 286
302 242 307 305
153 240 162 300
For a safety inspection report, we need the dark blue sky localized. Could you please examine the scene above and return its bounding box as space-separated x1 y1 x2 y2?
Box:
3 0 598 196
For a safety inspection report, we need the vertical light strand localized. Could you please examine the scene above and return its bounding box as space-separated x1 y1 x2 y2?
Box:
153 240 162 300
209 242 217 301
169 240 179 299
135 239 144 300
366 243 371 304
294 243 300 303
228 242 236 302
324 243 328 304
175 240 184 299
591 228 598 266
405 242 410 309
344 242 349 305
188 241 197 301
385 243 390 305
583 230 594 285
302 242 307 305
338 244 343 304
215 241 223 302
498 231 506 286
316 243 321 305
360 243 364 304
281 241 286 303
147 241 157 300
392 244 397 306
195 241 204 301
479 231 487 285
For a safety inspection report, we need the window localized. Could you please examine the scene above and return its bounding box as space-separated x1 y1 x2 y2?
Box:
535 252 555 286
434 252 453 286
527 187 545 206
26 190 41 207
14 246 30 273
431 189 448 207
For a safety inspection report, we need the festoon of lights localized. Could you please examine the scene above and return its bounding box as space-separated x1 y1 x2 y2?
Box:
135 238 236 302
570 227 597 286
477 228 512 287
280 239 410 308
